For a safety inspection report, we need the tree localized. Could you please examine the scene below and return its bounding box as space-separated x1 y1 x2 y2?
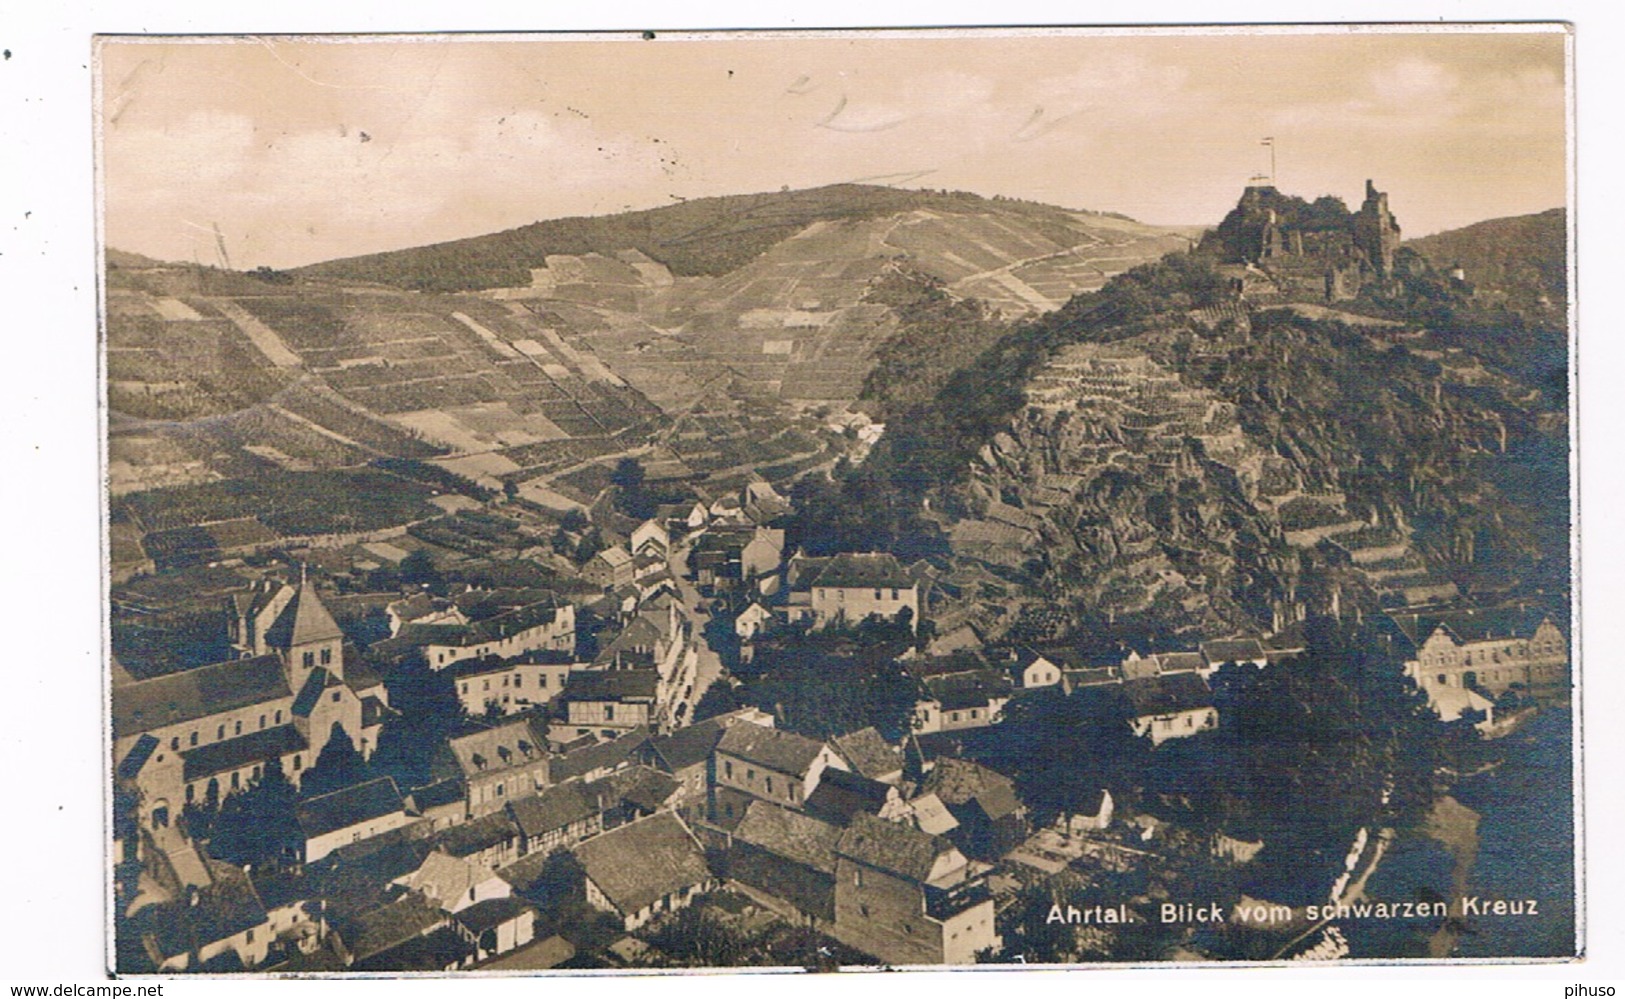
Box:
207 759 303 869
299 724 372 799
692 680 743 723
370 654 463 790
400 549 440 587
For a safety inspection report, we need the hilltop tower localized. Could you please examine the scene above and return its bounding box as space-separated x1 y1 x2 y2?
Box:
1353 179 1402 282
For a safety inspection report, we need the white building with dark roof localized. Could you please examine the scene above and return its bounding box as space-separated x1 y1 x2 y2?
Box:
446 718 551 819
713 724 847 821
296 777 412 862
793 552 920 633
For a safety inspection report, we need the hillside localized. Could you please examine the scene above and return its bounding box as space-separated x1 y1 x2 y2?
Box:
797 197 1569 649
1406 208 1566 316
296 184 998 291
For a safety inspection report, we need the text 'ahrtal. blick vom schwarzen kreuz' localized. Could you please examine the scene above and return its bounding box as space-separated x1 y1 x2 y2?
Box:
1047 896 1544 926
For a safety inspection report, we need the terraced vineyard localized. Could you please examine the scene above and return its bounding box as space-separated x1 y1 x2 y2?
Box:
105 184 1198 556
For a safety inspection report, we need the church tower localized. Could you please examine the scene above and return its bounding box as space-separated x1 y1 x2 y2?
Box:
262 571 345 693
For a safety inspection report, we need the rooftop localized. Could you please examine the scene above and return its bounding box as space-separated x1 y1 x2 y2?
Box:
572 812 711 916
804 767 896 827
550 729 649 782
263 580 344 651
733 800 842 873
716 724 831 778
834 813 953 883
922 670 1013 711
829 727 903 782
112 655 291 738
295 777 406 840
447 718 548 779
1121 673 1215 717
455 896 536 936
564 668 660 703
1200 638 1268 664
811 552 913 591
182 724 308 782
507 782 598 839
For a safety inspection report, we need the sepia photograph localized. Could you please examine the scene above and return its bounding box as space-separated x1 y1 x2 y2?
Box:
95 24 1576 974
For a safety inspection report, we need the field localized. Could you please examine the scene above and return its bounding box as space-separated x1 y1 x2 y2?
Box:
113 468 441 539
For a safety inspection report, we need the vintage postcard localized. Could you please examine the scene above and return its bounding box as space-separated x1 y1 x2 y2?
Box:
99 25 1576 973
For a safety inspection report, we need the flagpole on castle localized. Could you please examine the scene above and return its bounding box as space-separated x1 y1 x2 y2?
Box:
1262 137 1276 184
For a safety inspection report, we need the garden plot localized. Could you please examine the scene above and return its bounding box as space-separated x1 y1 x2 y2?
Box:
427 452 523 491
443 401 569 446
107 434 219 496
393 409 495 453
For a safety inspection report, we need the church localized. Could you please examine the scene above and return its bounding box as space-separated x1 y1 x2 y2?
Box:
113 575 388 840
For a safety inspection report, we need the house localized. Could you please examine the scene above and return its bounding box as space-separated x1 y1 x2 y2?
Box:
1427 683 1498 730
393 848 514 914
741 479 792 525
1064 789 1115 834
913 671 1013 735
573 812 715 931
830 727 905 785
794 552 920 633
385 592 467 637
641 708 776 821
296 777 412 863
448 654 575 718
1200 638 1270 672
735 602 774 643
421 601 576 671
561 668 659 738
1119 650 1161 681
1011 649 1064 689
506 781 603 859
584 545 636 590
1060 667 1121 694
804 767 909 827
1151 651 1208 676
728 801 842 923
589 765 684 826
126 861 274 972
830 814 1000 966
333 890 451 968
405 778 468 832
434 810 525 871
592 596 699 732
713 724 848 821
456 897 537 963
548 727 649 784
689 525 785 591
919 758 1028 862
1394 607 1568 711
446 718 551 818
630 519 671 558
1122 674 1219 745
657 501 710 538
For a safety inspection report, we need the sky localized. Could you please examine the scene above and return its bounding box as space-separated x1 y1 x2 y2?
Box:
97 27 1569 270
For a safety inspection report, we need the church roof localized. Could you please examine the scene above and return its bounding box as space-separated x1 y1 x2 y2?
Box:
263 581 343 651
112 655 291 738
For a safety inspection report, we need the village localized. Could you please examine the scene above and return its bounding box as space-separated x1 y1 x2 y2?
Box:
110 447 1569 971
